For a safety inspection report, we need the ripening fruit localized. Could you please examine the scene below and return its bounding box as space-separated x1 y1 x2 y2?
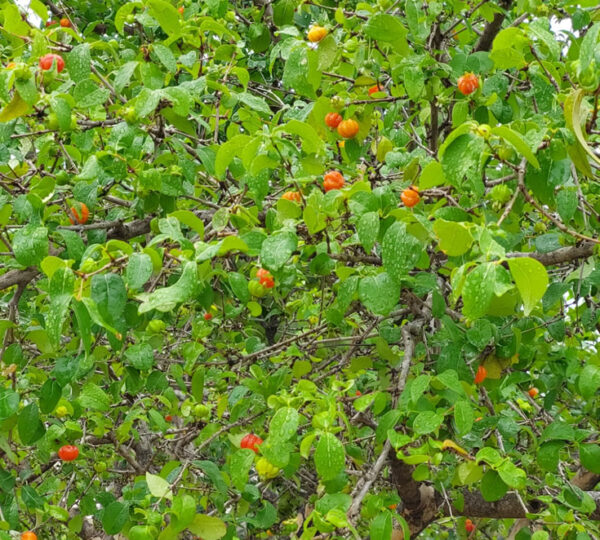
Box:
256 268 275 288
69 202 89 224
203 312 213 321
368 84 384 96
325 112 343 129
528 387 539 398
457 72 479 95
46 20 57 27
307 25 327 43
21 532 37 540
240 433 263 453
401 186 420 208
39 53 65 73
58 444 79 461
337 119 359 139
178 6 184 14
6 62 16 69
323 170 345 192
465 519 475 533
281 191 301 203
248 280 268 297
59 18 71 27
474 365 487 385
165 414 173 422
256 457 280 479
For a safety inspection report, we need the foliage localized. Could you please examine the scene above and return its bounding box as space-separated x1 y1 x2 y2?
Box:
0 0 599 539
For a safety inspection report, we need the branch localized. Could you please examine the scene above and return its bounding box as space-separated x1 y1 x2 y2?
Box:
474 1 512 52
506 242 595 266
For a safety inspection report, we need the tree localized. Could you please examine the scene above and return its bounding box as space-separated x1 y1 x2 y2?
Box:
0 0 599 538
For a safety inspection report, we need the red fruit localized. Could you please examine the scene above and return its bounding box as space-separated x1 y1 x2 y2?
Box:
355 390 362 396
325 112 343 128
474 365 487 385
240 433 263 453
68 203 89 224
257 268 274 288
337 119 359 139
368 84 383 95
58 445 79 461
323 170 345 192
165 414 173 422
401 187 420 208
45 20 56 27
528 387 539 398
457 72 479 96
203 312 213 321
178 6 184 14
465 519 475 533
39 53 65 73
59 18 71 27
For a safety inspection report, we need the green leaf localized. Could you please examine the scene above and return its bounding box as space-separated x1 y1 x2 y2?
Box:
153 44 177 73
567 89 600 167
0 388 19 420
124 343 154 371
282 46 317 99
66 44 91 83
454 400 473 435
363 14 409 56
147 0 182 37
358 272 400 315
314 433 345 482
188 515 227 540
13 225 48 267
260 231 297 271
497 461 526 489
215 135 251 179
126 253 154 289
507 257 549 316
269 407 299 442
102 501 129 535
146 472 173 499
170 494 196 532
91 273 127 323
420 161 446 189
138 262 198 313
47 268 75 347
433 220 473 257
491 126 540 169
579 23 600 71
0 91 30 122
462 263 495 320
480 470 508 502
115 2 142 34
277 120 325 155
381 221 422 282
541 421 574 443
38 379 61 415
412 411 443 435
357 212 379 254
230 449 255 491
578 365 600 399
370 512 392 540
79 382 110 412
580 444 600 474
18 403 45 445
538 441 563 472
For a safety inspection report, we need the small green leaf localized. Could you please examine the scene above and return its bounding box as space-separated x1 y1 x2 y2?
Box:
146 472 173 499
314 433 345 482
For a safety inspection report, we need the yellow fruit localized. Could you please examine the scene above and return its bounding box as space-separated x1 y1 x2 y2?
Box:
308 26 327 43
256 457 280 479
55 406 68 417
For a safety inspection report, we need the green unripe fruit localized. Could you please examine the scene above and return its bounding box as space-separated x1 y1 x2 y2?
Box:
344 38 358 53
126 14 135 24
121 106 137 123
14 65 30 80
490 184 512 204
476 124 491 139
497 145 515 161
216 379 227 392
94 461 107 473
330 95 344 110
147 512 163 526
533 222 547 234
193 404 210 419
47 112 59 130
248 280 267 298
147 319 166 333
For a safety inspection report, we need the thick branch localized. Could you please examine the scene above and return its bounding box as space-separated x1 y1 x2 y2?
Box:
507 242 595 266
474 1 512 52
